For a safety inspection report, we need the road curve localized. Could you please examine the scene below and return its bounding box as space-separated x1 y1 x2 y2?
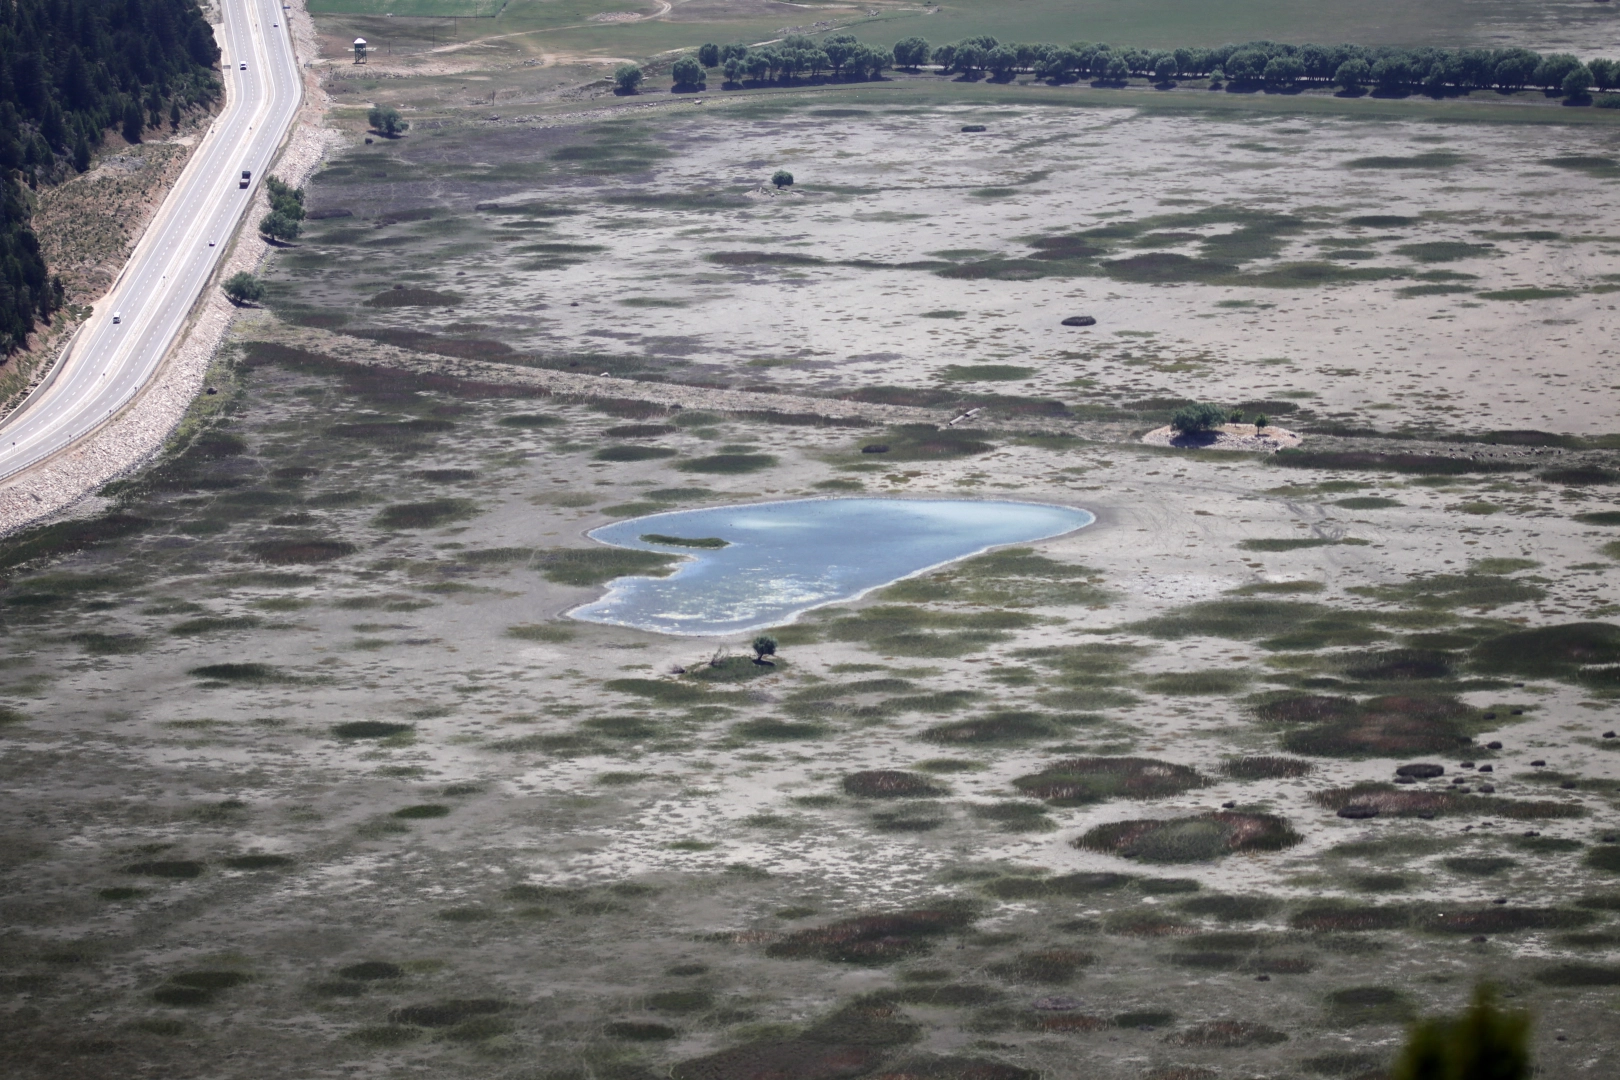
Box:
0 0 302 482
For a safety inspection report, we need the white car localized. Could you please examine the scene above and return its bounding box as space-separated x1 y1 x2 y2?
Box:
240 62 247 70
112 313 121 324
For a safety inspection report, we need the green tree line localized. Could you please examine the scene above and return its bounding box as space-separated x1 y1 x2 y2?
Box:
0 0 221 352
663 33 1619 103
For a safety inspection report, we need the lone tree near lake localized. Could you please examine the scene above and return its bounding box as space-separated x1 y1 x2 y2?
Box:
368 105 407 137
772 169 794 188
1170 402 1231 435
752 635 778 662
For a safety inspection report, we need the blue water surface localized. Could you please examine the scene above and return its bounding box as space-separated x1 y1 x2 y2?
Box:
568 497 1094 636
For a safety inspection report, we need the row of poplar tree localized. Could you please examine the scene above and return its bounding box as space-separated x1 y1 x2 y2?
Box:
672 35 1618 100
0 0 221 353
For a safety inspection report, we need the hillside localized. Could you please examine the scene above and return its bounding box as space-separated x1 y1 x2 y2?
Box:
0 0 221 352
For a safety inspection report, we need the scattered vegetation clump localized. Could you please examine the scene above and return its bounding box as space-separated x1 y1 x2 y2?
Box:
677 453 778 474
1312 783 1459 817
365 288 461 308
882 547 1108 608
860 424 994 462
1264 694 1479 758
981 872 1136 900
530 547 677 586
153 971 251 1006
1168 1020 1288 1048
921 711 1073 745
1142 669 1251 694
1291 902 1412 932
373 499 480 530
223 854 293 870
186 663 286 683
338 961 403 981
607 1020 679 1041
842 770 949 798
1272 450 1527 475
125 860 205 879
1327 986 1415 1026
1442 856 1517 876
497 413 561 429
1177 895 1281 921
766 903 977 963
1077 812 1300 863
248 538 358 564
390 1000 506 1027
641 533 729 549
988 948 1094 984
1222 756 1313 780
672 1041 886 1080
969 802 1055 832
1012 757 1208 806
1341 648 1453 681
1419 907 1594 934
817 604 1037 657
1349 569 1545 610
732 719 828 741
391 804 451 819
1127 598 1332 641
867 1056 1036 1080
1470 622 1620 682
596 445 680 462
1535 962 1620 986
334 721 412 739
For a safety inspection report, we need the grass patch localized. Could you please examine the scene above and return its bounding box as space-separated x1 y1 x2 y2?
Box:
1346 152 1466 169
1272 449 1528 475
373 499 479 530
675 453 778 474
596 445 679 462
1471 622 1620 681
939 365 1036 381
392 804 451 819
765 902 976 964
1177 894 1280 921
1222 756 1314 779
249 538 358 564
1077 812 1300 863
125 860 205 879
1014 757 1208 806
531 547 677 587
334 721 413 739
186 662 286 683
1263 694 1480 758
640 534 728 549
843 770 949 798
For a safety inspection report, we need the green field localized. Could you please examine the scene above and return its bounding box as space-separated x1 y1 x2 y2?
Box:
309 0 506 17
313 0 1620 67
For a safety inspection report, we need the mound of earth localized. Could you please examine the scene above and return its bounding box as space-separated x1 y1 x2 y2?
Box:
1140 423 1302 453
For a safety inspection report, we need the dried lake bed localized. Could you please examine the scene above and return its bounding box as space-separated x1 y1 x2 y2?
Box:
3 95 1620 1079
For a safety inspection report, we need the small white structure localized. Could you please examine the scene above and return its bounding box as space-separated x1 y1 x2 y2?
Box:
353 37 367 64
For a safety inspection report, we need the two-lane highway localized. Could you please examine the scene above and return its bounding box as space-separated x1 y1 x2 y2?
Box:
0 0 302 482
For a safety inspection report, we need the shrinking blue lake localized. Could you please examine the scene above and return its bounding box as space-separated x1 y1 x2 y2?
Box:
568 497 1094 636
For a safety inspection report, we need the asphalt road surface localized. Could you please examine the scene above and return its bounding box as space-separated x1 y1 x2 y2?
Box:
0 0 302 482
